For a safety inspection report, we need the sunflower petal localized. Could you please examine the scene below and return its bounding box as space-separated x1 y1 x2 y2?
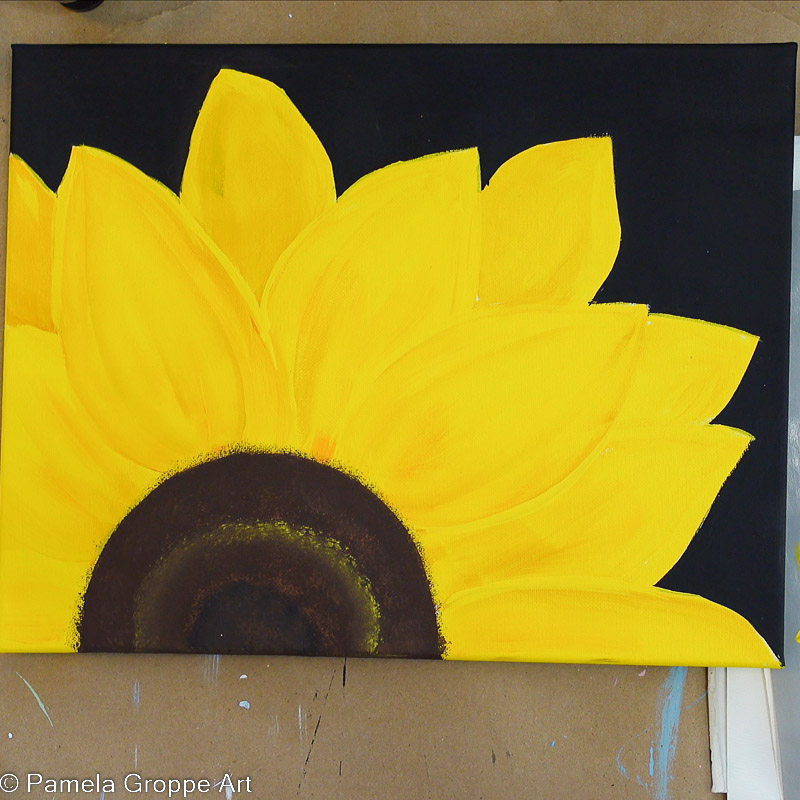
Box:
54 146 282 471
336 303 646 527
262 149 481 458
0 327 153 651
6 155 56 331
0 544 87 652
420 424 752 599
618 314 758 424
479 137 620 306
441 577 780 667
181 69 336 301
0 325 155 562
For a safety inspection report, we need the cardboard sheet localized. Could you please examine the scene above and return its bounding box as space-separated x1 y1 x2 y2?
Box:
1 3 798 798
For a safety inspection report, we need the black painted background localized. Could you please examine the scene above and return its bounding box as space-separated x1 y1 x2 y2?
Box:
8 44 795 661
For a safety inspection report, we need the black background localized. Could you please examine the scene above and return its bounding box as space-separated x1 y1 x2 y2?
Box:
9 44 795 660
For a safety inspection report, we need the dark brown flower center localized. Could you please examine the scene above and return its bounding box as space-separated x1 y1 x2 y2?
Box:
78 452 443 657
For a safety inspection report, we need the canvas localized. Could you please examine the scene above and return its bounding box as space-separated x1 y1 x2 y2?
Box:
0 45 793 666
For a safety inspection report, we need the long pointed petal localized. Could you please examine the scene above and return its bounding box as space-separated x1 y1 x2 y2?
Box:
181 69 336 300
336 303 646 527
479 137 620 306
419 424 752 596
618 314 758 424
263 149 481 459
441 577 779 667
54 146 284 470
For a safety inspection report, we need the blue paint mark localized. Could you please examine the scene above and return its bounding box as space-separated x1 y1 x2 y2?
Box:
549 740 555 748
15 673 53 727
655 666 688 800
649 745 654 777
132 681 140 708
615 743 629 779
615 727 647 781
682 690 707 712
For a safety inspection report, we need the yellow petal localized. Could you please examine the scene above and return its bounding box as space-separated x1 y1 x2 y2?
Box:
0 326 156 651
262 150 481 458
53 146 284 470
336 303 646 528
479 137 620 306
0 325 155 563
6 155 55 331
618 314 758 425
441 577 780 667
0 544 86 652
420 424 752 600
181 69 336 301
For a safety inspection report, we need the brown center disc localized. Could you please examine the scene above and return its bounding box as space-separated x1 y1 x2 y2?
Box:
78 452 443 657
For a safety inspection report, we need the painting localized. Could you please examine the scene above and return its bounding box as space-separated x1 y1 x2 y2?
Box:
1 45 793 665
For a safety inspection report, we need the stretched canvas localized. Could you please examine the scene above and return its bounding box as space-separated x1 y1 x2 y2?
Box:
0 45 793 666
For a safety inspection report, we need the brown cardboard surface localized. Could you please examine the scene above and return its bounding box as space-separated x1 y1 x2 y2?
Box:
1 656 711 800
0 2 797 798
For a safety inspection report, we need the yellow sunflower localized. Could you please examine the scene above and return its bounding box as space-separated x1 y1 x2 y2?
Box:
0 68 779 666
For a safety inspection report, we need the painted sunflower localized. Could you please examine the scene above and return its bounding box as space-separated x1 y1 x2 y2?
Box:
0 69 779 666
